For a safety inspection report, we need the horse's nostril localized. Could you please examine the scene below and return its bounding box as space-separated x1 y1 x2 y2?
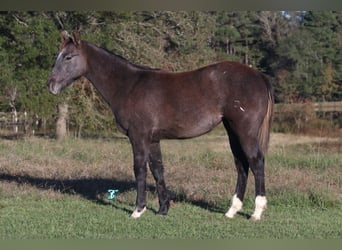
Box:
46 76 56 88
46 78 58 95
48 76 56 83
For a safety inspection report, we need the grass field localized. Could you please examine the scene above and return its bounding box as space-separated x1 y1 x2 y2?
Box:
0 130 341 239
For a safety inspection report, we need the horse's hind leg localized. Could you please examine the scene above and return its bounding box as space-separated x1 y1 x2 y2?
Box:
235 126 267 221
148 142 170 215
223 120 267 221
223 121 249 218
248 149 267 221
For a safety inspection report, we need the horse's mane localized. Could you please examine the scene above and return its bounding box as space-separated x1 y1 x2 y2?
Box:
86 41 161 72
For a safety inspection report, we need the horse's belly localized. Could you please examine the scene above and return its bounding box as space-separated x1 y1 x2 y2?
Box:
156 113 222 140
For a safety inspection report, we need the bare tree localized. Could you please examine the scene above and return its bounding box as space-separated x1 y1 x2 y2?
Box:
5 86 18 133
257 11 297 48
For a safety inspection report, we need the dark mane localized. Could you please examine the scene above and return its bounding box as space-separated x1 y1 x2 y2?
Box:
86 41 162 72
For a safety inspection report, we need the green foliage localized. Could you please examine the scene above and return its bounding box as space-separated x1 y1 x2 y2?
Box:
273 11 342 102
67 79 117 138
0 12 60 123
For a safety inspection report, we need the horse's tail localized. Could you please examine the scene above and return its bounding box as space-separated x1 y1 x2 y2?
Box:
258 74 274 155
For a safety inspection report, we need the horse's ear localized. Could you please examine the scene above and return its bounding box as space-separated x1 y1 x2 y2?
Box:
72 31 81 47
61 31 70 48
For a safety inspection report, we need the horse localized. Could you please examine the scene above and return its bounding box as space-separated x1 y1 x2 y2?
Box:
47 31 273 221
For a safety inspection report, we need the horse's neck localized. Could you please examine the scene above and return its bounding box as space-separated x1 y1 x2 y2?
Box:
83 42 138 106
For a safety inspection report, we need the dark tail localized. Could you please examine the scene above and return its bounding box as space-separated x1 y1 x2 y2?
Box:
258 74 274 155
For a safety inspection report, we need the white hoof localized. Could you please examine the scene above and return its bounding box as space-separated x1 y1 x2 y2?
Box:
225 194 243 218
130 207 146 219
251 196 267 221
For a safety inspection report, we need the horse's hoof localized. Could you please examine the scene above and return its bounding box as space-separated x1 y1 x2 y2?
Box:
250 215 261 222
130 207 146 219
156 205 169 216
156 210 168 216
250 196 267 222
225 194 243 219
225 212 235 219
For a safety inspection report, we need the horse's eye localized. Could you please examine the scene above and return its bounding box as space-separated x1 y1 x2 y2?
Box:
65 55 72 61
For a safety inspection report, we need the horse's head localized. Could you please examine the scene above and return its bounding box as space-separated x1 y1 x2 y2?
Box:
47 31 87 95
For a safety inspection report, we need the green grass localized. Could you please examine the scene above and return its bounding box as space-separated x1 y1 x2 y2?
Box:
268 143 341 170
0 191 341 239
0 133 341 239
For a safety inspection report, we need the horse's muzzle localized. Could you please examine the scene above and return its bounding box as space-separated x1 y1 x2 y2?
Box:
46 77 60 95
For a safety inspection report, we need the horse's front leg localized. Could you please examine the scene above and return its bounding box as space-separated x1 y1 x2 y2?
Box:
148 142 170 215
130 138 149 219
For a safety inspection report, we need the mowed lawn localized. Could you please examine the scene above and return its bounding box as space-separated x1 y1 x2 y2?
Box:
0 131 341 239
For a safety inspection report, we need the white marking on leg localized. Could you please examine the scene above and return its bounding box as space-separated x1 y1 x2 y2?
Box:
251 196 267 221
130 207 146 219
225 194 243 218
239 106 245 112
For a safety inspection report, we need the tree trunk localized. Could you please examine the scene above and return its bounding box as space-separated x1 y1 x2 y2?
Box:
56 103 68 141
12 108 18 133
244 39 249 65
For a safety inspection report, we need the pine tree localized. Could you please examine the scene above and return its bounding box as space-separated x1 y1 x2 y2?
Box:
272 11 342 102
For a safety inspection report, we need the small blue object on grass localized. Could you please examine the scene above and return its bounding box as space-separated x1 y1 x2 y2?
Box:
107 189 119 200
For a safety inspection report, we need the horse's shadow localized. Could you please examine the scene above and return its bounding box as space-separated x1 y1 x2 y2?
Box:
0 173 137 215
0 173 228 216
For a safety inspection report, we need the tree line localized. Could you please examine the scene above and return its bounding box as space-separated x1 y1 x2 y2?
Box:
0 11 341 136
